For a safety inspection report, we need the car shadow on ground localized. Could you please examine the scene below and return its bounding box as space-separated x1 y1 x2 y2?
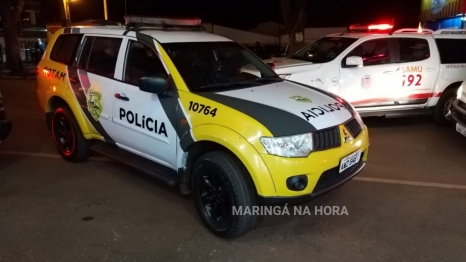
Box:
361 115 435 128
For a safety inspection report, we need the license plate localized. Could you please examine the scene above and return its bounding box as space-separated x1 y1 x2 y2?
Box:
456 123 466 138
339 149 362 173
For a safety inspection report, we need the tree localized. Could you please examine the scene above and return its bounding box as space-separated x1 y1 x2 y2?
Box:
0 0 25 74
280 0 307 55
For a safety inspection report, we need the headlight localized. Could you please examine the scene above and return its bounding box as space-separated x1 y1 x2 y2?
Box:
260 133 313 158
279 74 291 79
458 85 464 99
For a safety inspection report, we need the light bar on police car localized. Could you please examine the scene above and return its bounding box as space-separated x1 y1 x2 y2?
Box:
368 24 393 30
124 16 201 26
349 23 394 32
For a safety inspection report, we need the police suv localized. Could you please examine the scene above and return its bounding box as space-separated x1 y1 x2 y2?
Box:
452 81 466 137
265 24 466 125
36 16 369 238
0 91 12 141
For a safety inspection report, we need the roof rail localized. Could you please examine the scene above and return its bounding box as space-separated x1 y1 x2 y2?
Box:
123 16 204 31
392 28 434 34
433 29 466 34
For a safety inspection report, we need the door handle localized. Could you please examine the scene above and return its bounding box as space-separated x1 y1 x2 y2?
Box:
383 71 394 75
115 93 129 101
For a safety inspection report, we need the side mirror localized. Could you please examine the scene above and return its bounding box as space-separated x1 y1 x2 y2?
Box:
139 74 169 94
346 56 363 67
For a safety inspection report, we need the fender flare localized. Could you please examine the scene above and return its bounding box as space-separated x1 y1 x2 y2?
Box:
185 124 277 197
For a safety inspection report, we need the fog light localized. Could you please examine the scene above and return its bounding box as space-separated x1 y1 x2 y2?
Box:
286 175 308 191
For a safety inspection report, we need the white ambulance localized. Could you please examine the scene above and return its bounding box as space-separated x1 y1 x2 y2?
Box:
265 24 466 124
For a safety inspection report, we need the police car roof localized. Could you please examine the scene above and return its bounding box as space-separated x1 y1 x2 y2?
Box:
63 26 233 43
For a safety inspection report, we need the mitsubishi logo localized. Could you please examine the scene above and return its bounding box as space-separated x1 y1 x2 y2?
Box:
343 128 353 143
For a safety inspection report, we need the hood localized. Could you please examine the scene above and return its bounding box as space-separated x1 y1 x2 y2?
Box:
196 81 353 137
264 57 320 70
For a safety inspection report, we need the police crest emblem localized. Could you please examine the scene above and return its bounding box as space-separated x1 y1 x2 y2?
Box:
87 89 103 121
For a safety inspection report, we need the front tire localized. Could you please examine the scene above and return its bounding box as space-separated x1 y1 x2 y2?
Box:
51 106 92 162
192 151 258 239
433 88 457 125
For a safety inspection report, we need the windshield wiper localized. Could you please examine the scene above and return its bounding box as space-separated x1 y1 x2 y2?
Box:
250 77 284 83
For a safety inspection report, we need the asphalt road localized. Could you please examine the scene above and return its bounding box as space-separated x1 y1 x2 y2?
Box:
1 79 466 262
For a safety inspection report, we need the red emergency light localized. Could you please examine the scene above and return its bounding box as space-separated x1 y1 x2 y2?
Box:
349 23 394 32
368 24 394 30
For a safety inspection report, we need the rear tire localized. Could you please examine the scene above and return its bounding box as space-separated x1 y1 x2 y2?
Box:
51 106 92 162
433 88 457 125
192 151 258 239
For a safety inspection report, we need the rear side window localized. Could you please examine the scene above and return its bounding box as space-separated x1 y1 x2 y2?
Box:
435 39 466 64
394 38 430 63
50 34 83 65
78 36 122 78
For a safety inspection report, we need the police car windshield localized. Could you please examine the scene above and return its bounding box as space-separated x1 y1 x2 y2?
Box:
162 42 281 92
291 37 358 63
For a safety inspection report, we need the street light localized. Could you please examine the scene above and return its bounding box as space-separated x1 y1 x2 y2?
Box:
103 0 108 20
62 0 109 27
62 0 73 27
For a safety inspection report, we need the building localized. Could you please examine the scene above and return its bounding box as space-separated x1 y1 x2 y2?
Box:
0 0 47 63
420 0 466 29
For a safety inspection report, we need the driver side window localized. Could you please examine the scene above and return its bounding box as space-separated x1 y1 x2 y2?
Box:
344 39 390 67
123 40 167 86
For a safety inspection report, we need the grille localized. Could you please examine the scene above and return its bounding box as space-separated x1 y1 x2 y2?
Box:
344 118 362 139
313 127 341 151
313 153 364 194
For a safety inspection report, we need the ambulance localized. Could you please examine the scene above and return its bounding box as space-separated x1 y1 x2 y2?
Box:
265 24 466 125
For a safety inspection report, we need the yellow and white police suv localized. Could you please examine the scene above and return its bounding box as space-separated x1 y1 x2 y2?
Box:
452 81 466 137
265 24 466 125
36 16 369 238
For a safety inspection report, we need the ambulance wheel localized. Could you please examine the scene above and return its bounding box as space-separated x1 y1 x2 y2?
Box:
192 151 257 239
51 106 92 162
433 88 457 125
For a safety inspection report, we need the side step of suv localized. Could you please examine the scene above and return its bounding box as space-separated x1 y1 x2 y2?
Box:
90 143 179 187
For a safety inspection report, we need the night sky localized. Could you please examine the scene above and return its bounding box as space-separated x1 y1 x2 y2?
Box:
41 0 422 30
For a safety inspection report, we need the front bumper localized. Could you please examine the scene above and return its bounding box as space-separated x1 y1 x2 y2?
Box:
0 119 12 141
260 160 365 205
257 123 369 203
452 99 466 127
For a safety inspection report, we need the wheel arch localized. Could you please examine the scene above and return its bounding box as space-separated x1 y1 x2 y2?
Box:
181 125 277 197
442 81 462 97
46 95 94 136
